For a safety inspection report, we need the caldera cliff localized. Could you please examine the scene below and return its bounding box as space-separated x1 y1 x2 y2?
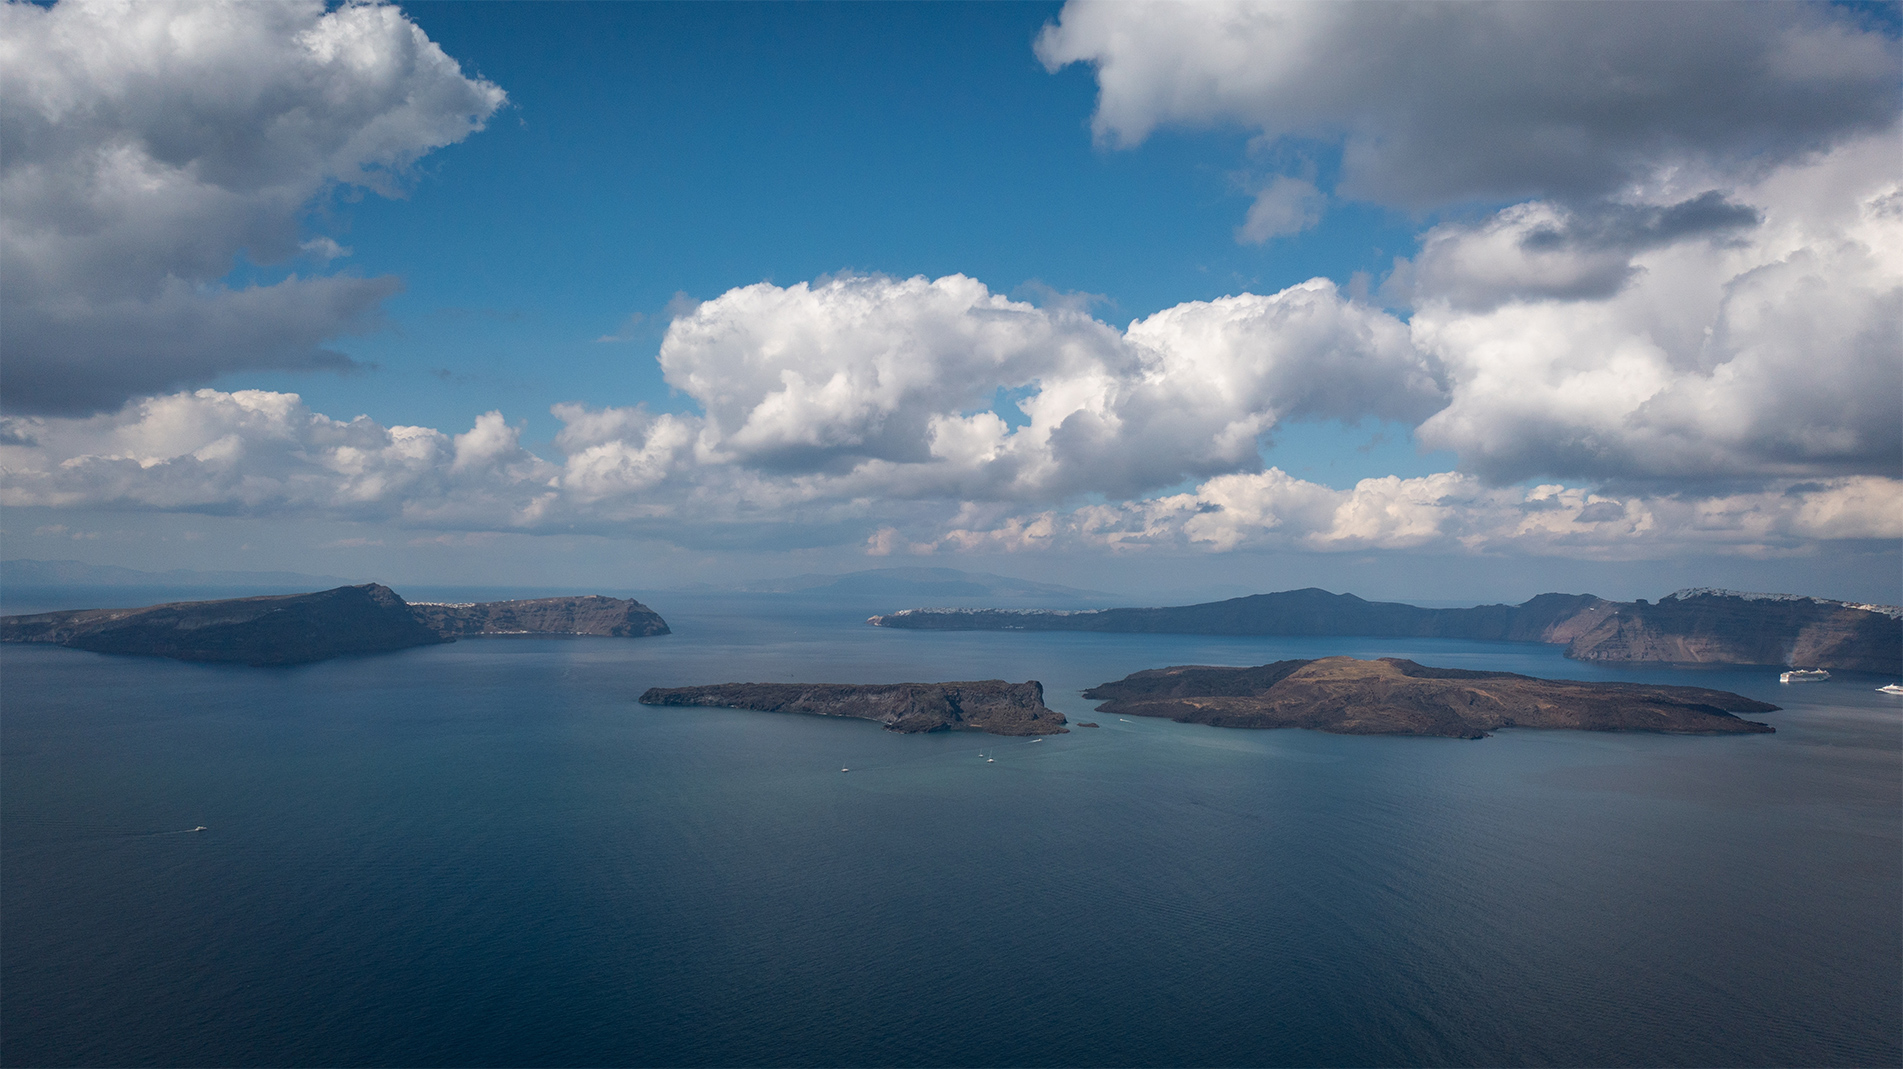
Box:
410 595 669 637
870 588 1899 674
2 586 670 665
0 584 447 666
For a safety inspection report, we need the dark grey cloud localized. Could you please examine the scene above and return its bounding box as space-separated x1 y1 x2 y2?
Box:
2 274 400 414
1521 193 1763 256
1393 192 1769 312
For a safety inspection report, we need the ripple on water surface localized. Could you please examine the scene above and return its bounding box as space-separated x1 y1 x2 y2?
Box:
2 594 1898 1066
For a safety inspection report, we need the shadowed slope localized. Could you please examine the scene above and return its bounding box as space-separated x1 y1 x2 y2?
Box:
3 587 672 665
0 584 447 666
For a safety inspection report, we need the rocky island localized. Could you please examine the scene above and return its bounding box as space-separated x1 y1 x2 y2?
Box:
1084 656 1779 739
1 585 669 666
410 595 670 638
871 587 1901 674
639 680 1066 736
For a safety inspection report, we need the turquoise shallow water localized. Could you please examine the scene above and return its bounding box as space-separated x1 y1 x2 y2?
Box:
3 592 1899 1066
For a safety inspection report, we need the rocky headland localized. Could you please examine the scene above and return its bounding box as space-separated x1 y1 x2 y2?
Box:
1083 656 1780 739
870 587 1900 674
0 584 447 666
639 680 1066 736
1 586 670 665
1559 590 1895 672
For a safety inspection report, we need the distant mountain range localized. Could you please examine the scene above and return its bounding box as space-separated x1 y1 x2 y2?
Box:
2 559 354 589
871 587 1903 674
676 567 1111 600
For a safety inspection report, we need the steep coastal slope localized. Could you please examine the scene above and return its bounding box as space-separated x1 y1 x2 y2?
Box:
871 588 1899 672
0 584 447 666
1564 590 1898 672
411 596 669 637
1085 657 1779 739
3 587 671 665
639 680 1065 736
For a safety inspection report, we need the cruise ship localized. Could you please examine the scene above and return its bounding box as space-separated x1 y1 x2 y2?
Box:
1779 669 1830 683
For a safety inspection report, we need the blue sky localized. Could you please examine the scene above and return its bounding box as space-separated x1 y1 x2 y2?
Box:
243 2 1431 473
2 1 1898 603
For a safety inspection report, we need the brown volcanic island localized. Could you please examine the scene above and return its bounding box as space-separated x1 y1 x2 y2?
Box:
639 680 1066 736
1084 657 1778 739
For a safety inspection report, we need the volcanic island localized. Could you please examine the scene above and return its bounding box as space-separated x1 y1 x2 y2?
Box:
0 584 670 666
641 657 1777 739
639 680 1067 736
1083 656 1778 739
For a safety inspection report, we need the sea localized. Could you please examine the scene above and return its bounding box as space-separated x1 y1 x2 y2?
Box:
2 587 1898 1068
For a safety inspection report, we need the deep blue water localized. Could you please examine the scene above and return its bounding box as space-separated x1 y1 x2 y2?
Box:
3 592 1899 1067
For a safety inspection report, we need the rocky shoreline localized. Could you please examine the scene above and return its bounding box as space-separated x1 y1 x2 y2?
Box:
639 679 1066 736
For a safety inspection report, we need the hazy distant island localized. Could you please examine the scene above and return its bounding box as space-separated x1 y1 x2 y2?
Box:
640 680 1066 736
871 587 1902 674
665 566 1111 600
1085 656 1780 739
0 584 669 666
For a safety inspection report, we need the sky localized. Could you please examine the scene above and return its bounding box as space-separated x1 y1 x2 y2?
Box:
1 0 1899 604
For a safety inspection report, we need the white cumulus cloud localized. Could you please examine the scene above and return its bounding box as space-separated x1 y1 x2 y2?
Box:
1036 0 1899 209
1407 135 1903 485
0 389 558 527
0 0 505 414
7 375 1894 563
656 272 1440 501
922 470 1903 561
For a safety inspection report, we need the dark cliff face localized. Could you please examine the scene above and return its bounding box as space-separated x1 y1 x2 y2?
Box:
0 584 448 666
1562 594 1901 673
639 680 1064 736
1085 656 1778 739
411 596 670 638
870 589 1615 638
871 587 1898 673
1 588 673 666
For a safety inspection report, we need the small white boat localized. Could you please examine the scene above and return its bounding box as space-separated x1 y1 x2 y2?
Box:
986 758 994 763
1780 669 1830 683
840 767 849 773
1879 684 1903 696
